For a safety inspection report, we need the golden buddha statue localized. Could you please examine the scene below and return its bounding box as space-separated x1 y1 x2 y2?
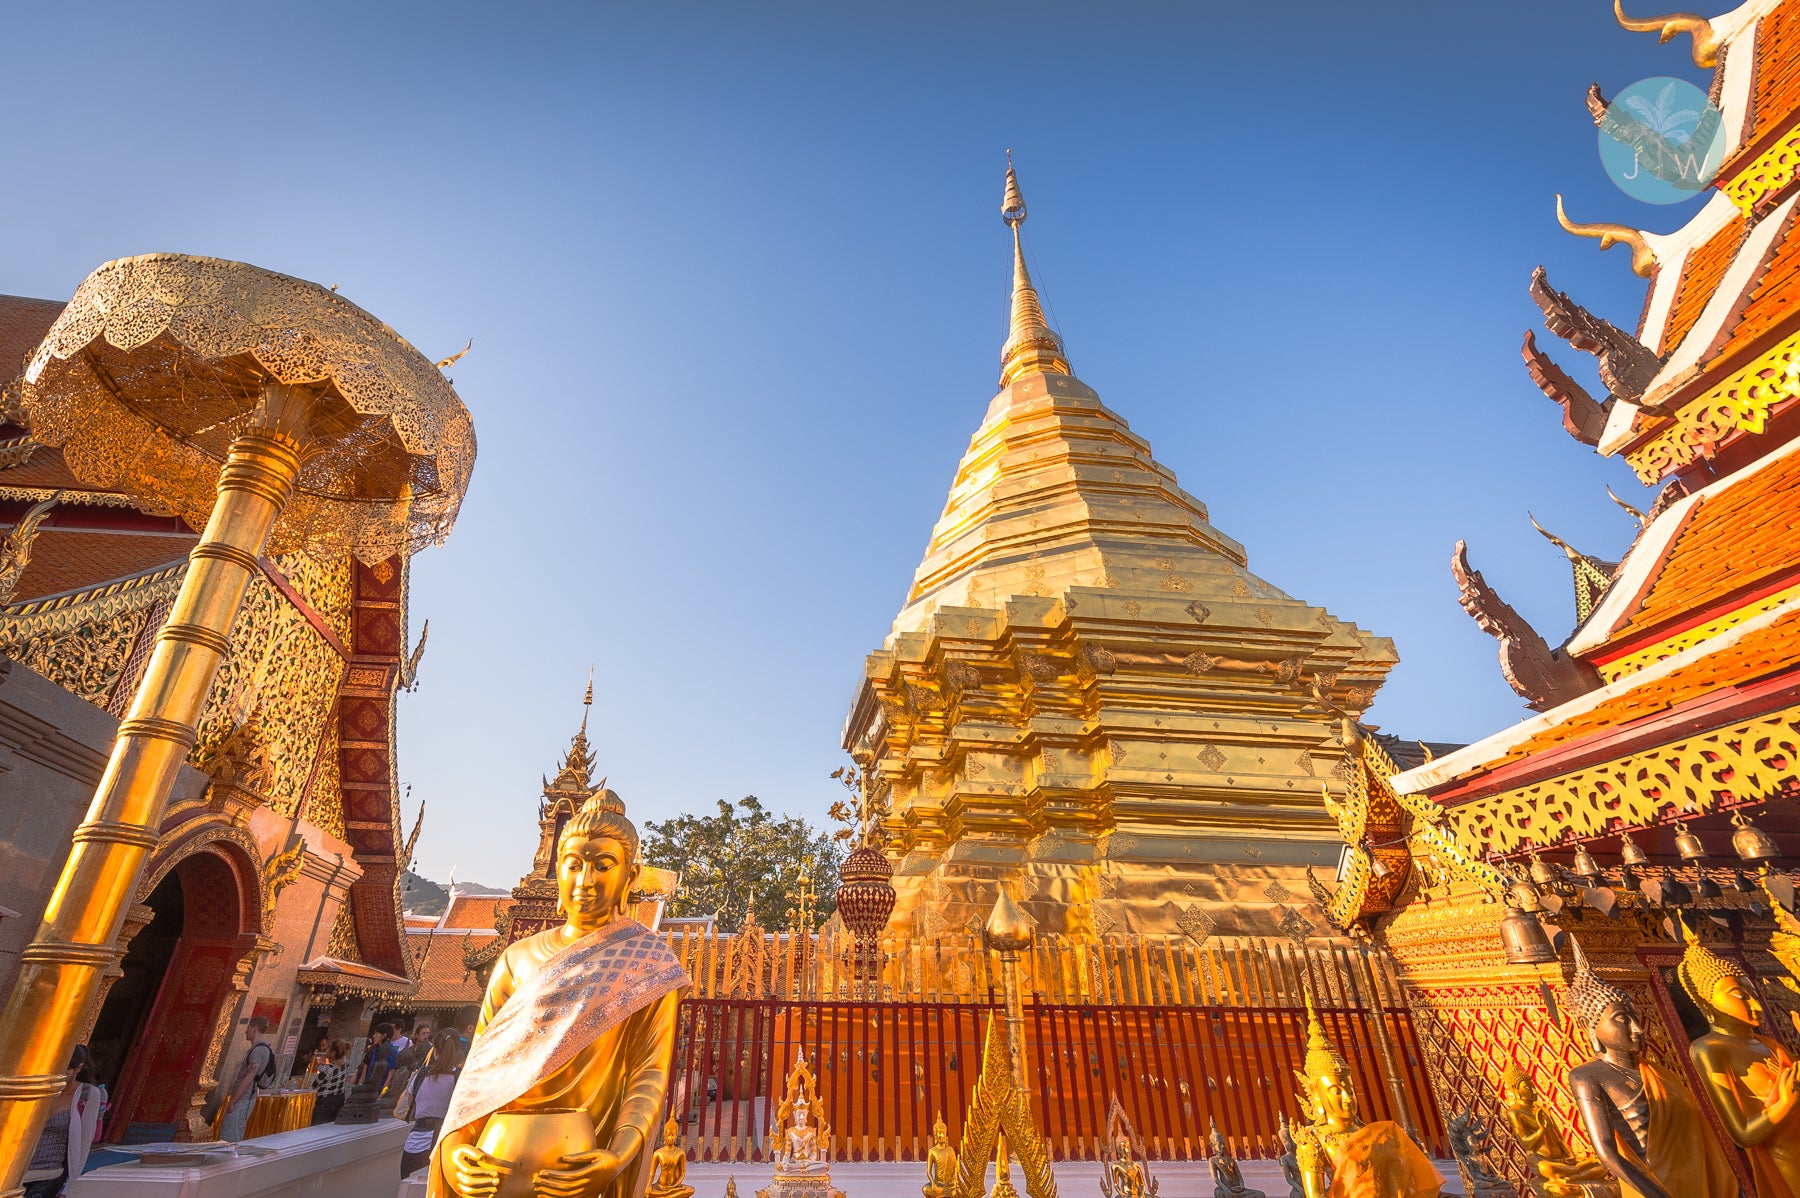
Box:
1678 933 1800 1198
922 1113 957 1198
758 1056 843 1198
1563 937 1736 1198
647 1118 696 1198
1107 1133 1152 1198
429 787 689 1198
1498 1061 1617 1197
1291 993 1441 1198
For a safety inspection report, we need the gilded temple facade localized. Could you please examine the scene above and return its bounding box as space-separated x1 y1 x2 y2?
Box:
845 169 1399 941
0 293 430 1138
1309 3 1800 1194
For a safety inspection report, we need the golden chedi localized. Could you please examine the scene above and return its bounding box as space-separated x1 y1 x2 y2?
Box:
922 1113 958 1198
1563 939 1735 1198
647 1118 696 1198
1291 993 1441 1198
846 163 1398 941
1497 1061 1616 1198
429 786 689 1198
1678 932 1800 1197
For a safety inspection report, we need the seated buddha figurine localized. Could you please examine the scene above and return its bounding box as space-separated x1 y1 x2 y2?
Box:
1291 993 1441 1198
646 1118 695 1198
429 786 689 1198
1208 1119 1265 1198
1108 1133 1153 1198
778 1098 821 1175
922 1113 957 1198
1497 1061 1617 1198
1678 932 1800 1198
1563 937 1737 1198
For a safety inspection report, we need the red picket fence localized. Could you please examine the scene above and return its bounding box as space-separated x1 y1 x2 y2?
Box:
664 996 1445 1163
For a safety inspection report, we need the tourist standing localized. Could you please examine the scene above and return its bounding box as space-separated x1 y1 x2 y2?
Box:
22 1046 103 1198
400 1031 463 1178
356 1023 397 1089
219 1017 276 1143
309 1040 351 1125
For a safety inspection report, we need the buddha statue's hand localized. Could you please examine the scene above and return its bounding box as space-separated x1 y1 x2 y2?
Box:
448 1144 513 1198
535 1147 627 1198
1767 1060 1800 1124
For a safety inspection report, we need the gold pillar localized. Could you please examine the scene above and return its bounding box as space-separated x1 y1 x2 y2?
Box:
0 389 307 1192
1358 942 1420 1141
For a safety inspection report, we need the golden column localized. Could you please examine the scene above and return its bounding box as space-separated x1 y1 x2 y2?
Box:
0 254 474 1191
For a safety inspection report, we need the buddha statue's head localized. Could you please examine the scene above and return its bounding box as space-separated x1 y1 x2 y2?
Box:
1296 991 1358 1131
1500 1061 1538 1111
793 1097 810 1129
1678 933 1760 1035
932 1113 948 1146
556 786 640 929
663 1116 681 1148
1115 1133 1132 1160
1568 936 1642 1056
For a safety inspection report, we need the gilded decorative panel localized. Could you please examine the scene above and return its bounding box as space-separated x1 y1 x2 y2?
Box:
1451 704 1800 856
193 562 346 819
1722 123 1800 217
1627 330 1800 482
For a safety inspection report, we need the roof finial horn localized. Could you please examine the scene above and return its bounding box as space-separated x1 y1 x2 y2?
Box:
998 154 1070 387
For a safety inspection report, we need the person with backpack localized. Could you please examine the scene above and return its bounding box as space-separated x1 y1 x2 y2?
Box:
219 1016 277 1143
399 1030 463 1178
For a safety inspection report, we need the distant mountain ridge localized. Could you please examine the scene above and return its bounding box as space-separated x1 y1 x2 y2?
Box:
400 871 508 917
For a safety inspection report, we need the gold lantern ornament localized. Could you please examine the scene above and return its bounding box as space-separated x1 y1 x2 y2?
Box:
0 255 474 1190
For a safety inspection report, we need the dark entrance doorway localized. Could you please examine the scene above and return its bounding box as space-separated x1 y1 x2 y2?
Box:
92 850 248 1141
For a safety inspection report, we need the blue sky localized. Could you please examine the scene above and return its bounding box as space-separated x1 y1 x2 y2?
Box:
0 3 1729 884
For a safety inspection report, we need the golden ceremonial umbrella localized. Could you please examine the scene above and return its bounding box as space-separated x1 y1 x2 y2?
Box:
0 254 474 1189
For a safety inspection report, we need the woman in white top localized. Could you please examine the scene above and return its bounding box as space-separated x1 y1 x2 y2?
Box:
400 1030 463 1178
23 1045 103 1198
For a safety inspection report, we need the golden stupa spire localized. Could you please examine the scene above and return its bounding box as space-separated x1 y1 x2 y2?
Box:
999 153 1071 387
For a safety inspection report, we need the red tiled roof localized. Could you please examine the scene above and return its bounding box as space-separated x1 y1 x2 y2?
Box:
1616 448 1800 640
1713 205 1800 362
5 530 194 603
408 931 492 1007
295 955 414 994
1747 2 1800 149
440 895 509 930
1661 217 1744 354
0 296 61 380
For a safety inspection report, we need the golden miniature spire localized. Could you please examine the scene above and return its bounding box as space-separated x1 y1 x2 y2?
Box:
1614 0 1719 68
1300 990 1350 1081
999 154 1071 387
1556 195 1656 278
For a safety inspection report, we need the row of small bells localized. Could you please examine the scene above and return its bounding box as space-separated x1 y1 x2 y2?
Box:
1500 807 1785 965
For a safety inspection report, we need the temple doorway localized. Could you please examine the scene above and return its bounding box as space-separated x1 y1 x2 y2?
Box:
90 849 250 1141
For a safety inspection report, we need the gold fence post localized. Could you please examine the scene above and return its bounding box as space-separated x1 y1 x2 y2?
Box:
1356 941 1419 1142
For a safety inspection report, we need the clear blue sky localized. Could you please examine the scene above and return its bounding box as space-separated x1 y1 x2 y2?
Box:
0 3 1727 885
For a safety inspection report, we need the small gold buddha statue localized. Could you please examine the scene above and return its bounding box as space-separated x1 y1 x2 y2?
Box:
1292 992 1441 1198
1678 932 1800 1197
922 1112 957 1198
1497 1061 1617 1197
429 787 690 1198
1107 1133 1153 1198
647 1118 696 1198
1563 937 1736 1198
778 1098 821 1175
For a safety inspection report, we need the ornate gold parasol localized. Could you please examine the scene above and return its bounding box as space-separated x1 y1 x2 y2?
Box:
0 254 474 1189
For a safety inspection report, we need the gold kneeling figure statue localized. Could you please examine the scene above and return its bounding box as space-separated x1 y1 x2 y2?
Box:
647 1118 696 1198
1292 995 1441 1198
429 787 689 1198
922 1113 957 1198
1498 1062 1617 1198
1679 934 1800 1198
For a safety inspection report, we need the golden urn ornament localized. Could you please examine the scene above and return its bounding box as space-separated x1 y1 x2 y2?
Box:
428 785 690 1198
0 254 475 1188
1290 993 1441 1198
1676 931 1800 1197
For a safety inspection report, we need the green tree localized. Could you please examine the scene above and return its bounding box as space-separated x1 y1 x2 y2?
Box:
643 795 842 933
